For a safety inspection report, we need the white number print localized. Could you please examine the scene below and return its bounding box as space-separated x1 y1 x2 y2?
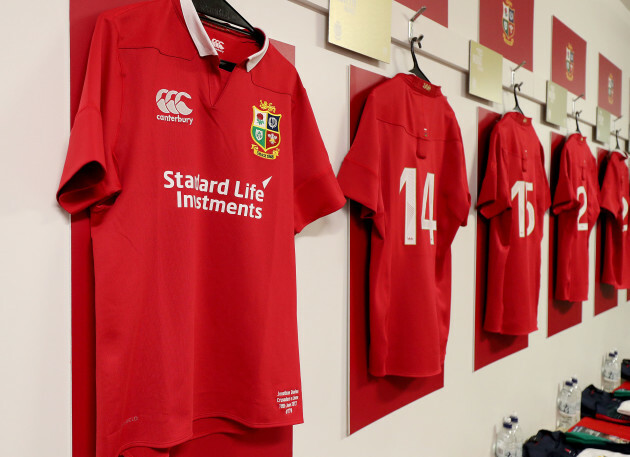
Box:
400 168 417 245
399 168 436 245
511 180 535 238
576 186 588 232
421 173 437 245
623 197 629 232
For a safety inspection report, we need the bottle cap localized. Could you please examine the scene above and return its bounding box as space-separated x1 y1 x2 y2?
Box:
572 377 578 384
565 380 573 387
502 421 513 429
510 415 519 423
609 352 616 357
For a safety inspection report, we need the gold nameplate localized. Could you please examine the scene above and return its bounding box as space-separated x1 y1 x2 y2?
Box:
328 0 392 63
595 107 612 144
545 81 567 127
469 41 503 104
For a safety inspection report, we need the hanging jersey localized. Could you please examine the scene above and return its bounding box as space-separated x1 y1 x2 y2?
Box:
600 151 630 289
477 112 551 335
56 1 345 456
552 134 600 301
337 73 470 377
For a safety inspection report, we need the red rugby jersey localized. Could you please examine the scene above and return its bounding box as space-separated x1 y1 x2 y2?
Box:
552 134 600 301
337 74 470 377
477 112 551 335
600 150 630 288
56 1 345 456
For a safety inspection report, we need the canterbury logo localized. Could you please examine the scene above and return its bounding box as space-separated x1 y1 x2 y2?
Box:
211 38 225 53
156 89 193 116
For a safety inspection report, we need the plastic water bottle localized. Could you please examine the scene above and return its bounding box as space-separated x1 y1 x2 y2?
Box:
509 414 524 457
556 380 574 431
602 352 620 392
495 418 517 457
570 377 580 427
613 352 621 390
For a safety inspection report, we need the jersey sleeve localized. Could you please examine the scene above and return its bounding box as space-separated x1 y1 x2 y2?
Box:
292 79 346 233
56 15 123 214
600 158 622 220
437 120 471 254
336 93 381 217
477 127 510 219
552 143 578 214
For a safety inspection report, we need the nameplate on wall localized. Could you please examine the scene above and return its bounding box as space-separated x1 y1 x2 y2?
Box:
328 0 392 62
469 41 503 104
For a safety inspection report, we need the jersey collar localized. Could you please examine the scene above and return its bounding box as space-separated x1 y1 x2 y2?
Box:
175 0 269 71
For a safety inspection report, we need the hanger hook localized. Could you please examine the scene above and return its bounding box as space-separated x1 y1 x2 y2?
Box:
510 60 526 86
573 110 582 134
408 6 427 41
412 34 424 49
513 81 523 94
572 94 584 116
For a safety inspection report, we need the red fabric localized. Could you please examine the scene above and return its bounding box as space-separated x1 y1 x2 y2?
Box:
600 151 630 289
572 417 630 441
338 73 470 377
59 2 343 456
477 112 551 335
594 149 619 315
346 67 444 434
474 108 528 370
547 133 581 338
552 134 599 301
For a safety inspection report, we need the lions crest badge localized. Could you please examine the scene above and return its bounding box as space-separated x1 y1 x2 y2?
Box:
251 100 281 160
608 74 615 105
502 0 515 46
565 44 574 81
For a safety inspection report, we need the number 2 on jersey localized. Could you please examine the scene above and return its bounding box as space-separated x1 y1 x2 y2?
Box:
576 186 588 231
400 168 436 245
623 197 629 232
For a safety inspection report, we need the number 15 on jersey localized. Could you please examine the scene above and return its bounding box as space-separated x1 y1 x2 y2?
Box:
400 168 436 246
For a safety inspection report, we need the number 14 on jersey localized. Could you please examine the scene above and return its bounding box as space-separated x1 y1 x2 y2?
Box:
400 168 436 246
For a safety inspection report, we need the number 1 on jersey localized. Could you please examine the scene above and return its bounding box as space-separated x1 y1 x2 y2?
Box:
511 180 535 238
400 168 417 244
400 168 436 246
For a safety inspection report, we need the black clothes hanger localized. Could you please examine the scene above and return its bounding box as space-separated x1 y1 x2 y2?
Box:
191 0 263 70
574 110 582 135
512 82 524 115
409 35 430 82
610 129 629 159
192 0 256 35
615 129 621 150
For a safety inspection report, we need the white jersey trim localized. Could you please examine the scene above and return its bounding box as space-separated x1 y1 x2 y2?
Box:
179 0 268 72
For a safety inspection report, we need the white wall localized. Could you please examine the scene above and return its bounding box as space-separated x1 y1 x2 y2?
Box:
2 0 630 456
0 0 72 456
